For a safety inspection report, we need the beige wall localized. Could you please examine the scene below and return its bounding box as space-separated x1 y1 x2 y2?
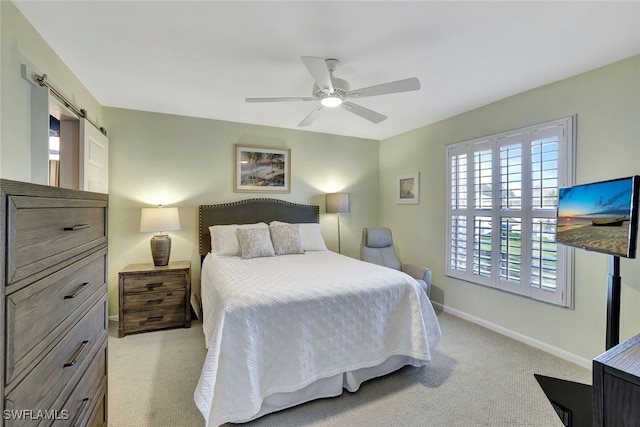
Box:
102 108 379 315
0 1 103 182
380 55 640 361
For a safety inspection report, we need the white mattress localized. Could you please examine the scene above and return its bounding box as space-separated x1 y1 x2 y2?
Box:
194 250 441 426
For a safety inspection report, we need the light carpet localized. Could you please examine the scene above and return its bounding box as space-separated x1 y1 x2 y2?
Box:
108 311 591 427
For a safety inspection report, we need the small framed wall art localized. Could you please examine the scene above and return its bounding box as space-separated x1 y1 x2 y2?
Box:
234 144 291 193
397 172 419 204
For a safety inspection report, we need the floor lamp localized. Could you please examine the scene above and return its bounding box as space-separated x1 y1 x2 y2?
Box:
326 192 350 254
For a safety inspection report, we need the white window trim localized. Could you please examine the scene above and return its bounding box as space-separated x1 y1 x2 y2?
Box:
445 116 576 308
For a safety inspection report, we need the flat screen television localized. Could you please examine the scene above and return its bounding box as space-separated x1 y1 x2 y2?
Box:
556 175 640 259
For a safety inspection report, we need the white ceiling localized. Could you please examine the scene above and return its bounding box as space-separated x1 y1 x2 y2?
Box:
13 1 640 141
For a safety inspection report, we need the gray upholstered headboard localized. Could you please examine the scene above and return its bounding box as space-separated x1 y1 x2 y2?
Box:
199 198 320 257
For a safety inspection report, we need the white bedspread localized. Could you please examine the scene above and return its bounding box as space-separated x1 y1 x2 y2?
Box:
194 251 441 426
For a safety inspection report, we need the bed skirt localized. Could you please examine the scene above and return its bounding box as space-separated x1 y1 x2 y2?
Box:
226 355 423 424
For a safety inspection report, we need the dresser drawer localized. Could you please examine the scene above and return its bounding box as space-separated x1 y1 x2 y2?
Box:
121 270 187 294
4 297 107 416
61 383 107 427
86 384 107 427
123 290 186 312
5 249 107 384
122 306 187 334
6 196 107 286
55 343 107 427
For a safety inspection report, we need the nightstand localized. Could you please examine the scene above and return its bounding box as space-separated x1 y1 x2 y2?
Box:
118 261 191 337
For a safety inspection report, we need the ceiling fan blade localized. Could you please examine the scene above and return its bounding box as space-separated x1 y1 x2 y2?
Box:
297 105 324 127
341 102 386 123
246 97 316 103
346 77 420 98
301 56 334 93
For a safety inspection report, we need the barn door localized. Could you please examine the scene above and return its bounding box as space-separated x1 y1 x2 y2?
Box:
80 118 109 193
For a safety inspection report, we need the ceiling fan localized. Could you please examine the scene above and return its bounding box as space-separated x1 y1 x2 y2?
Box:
245 56 421 127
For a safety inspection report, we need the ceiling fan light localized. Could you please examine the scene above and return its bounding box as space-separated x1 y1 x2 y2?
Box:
320 96 342 108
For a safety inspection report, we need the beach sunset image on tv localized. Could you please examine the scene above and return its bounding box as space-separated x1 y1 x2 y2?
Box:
556 176 639 258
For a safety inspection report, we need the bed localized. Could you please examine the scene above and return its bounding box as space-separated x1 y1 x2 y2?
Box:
194 198 441 426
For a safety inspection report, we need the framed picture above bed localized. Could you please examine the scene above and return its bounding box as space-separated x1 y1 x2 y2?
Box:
234 145 291 193
397 172 419 204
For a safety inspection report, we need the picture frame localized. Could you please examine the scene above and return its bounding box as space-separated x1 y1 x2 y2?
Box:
397 172 419 204
234 144 291 193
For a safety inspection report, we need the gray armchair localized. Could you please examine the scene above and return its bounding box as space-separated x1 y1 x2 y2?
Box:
360 227 432 297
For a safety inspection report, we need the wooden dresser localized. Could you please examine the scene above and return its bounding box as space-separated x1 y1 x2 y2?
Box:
118 261 191 337
0 179 108 426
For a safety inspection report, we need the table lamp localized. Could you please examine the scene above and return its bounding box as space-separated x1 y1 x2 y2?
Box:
140 205 181 266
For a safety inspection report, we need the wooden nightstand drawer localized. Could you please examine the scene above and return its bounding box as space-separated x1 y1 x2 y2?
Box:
123 290 186 312
122 307 188 334
121 270 187 294
118 261 191 337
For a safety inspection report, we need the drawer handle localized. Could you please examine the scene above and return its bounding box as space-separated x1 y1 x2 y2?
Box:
69 397 90 427
146 298 164 304
63 224 91 231
146 282 164 289
146 315 164 322
64 282 90 299
64 340 90 368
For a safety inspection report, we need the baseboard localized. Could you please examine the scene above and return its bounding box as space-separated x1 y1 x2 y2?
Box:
432 302 592 370
108 314 118 322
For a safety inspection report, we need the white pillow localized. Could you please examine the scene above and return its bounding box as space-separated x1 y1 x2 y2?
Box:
236 227 275 259
209 223 268 256
270 221 327 251
269 224 304 255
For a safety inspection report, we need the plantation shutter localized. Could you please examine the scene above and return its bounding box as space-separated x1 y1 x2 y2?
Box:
445 116 575 307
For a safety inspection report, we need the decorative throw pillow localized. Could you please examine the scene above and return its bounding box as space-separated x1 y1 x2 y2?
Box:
210 223 267 256
269 224 304 255
236 227 275 259
270 221 327 251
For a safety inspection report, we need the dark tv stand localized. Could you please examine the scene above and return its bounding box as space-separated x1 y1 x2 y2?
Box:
605 255 621 350
536 255 624 426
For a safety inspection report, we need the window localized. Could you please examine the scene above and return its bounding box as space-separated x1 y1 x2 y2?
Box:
446 116 575 307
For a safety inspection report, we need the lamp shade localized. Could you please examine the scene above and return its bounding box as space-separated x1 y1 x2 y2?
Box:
140 207 181 233
326 193 350 214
